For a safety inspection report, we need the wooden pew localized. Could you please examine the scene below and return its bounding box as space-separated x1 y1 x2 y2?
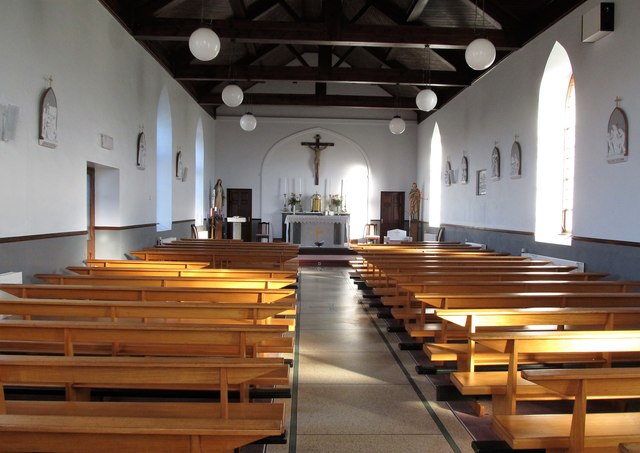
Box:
409 292 640 345
129 249 298 270
440 306 640 406
0 355 286 452
456 330 640 418
0 284 295 304
67 266 297 279
84 259 209 269
391 280 640 322
0 319 292 362
0 298 295 327
492 367 640 453
35 273 297 290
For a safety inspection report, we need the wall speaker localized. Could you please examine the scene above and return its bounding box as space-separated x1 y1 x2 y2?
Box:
582 2 614 43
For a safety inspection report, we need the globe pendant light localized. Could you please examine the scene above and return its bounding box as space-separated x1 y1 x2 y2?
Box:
389 116 406 135
222 84 244 107
240 112 257 131
416 88 438 112
465 38 496 70
188 27 220 62
465 0 496 71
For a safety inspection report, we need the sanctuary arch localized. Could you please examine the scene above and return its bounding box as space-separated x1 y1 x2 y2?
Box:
260 128 371 242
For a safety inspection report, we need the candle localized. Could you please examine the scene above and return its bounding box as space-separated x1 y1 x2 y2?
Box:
298 178 302 195
340 179 344 198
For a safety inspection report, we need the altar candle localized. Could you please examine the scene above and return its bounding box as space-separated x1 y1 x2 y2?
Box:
340 179 344 198
298 178 302 195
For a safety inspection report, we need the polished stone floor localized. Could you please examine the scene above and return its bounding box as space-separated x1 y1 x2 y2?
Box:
267 267 476 453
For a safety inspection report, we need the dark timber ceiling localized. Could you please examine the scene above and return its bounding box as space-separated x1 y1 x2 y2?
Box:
98 0 588 121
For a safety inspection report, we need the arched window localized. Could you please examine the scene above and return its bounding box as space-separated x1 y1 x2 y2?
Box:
194 118 205 227
156 87 172 232
535 42 575 245
429 123 442 228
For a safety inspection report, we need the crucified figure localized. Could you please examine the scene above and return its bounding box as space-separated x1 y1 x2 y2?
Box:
301 134 334 185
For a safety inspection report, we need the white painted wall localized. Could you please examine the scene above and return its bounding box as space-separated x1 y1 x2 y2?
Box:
215 117 417 239
418 0 640 243
0 0 215 238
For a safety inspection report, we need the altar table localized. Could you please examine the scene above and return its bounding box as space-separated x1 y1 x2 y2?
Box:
284 215 350 248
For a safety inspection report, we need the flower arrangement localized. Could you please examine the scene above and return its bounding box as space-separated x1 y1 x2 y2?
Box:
287 192 301 208
329 194 342 211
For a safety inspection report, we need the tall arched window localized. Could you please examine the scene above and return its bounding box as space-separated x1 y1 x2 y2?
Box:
156 87 172 232
429 123 442 228
194 118 205 227
535 42 575 245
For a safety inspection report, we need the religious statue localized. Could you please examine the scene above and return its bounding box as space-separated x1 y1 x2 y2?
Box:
301 134 334 185
409 182 420 221
213 179 224 212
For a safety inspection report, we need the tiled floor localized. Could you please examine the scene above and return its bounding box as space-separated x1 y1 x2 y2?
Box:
268 266 476 453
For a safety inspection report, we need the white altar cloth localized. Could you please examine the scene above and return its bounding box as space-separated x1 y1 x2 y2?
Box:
284 215 350 248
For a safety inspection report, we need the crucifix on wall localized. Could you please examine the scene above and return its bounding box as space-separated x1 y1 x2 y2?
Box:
301 134 334 185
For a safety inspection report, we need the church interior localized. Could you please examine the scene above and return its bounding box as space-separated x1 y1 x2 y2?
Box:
1 1 640 452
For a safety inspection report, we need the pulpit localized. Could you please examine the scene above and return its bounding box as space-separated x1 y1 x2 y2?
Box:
227 216 246 240
284 214 350 248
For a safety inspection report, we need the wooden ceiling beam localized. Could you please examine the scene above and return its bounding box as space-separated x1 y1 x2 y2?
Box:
199 93 418 109
132 18 519 49
175 65 470 86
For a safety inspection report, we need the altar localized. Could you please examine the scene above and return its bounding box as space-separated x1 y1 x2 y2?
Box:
284 214 350 248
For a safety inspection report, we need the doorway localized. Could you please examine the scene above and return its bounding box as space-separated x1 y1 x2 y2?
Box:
379 191 405 242
227 188 252 242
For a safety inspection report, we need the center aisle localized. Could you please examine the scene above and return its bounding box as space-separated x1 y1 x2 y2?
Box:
271 267 475 453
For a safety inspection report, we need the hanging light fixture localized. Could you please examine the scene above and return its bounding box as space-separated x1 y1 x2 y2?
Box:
389 91 405 134
240 113 257 131
189 28 220 61
221 39 243 107
465 0 496 71
188 1 220 61
416 45 437 112
389 116 406 135
222 84 244 107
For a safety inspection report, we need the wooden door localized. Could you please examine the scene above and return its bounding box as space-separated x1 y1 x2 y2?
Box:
86 167 96 259
380 191 405 241
227 188 252 241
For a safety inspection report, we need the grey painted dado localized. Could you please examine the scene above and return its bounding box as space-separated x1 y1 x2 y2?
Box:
0 222 192 283
442 224 640 281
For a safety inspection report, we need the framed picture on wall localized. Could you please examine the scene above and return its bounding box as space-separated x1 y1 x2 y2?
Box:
607 106 628 163
476 169 487 196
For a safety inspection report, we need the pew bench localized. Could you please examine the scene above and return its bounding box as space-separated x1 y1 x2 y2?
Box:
67 266 298 279
493 367 640 453
84 259 209 269
452 330 640 417
0 320 292 392
0 355 286 452
0 298 296 328
0 284 296 304
35 273 297 289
